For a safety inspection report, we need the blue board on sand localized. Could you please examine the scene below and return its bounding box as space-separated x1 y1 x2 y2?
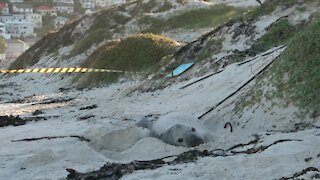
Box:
172 63 194 77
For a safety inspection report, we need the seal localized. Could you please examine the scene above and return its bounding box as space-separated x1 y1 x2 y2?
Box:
136 112 212 147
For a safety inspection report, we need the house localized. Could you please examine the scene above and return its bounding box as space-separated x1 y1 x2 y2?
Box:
5 39 29 59
95 0 126 7
33 0 51 2
9 0 24 3
54 16 69 29
5 20 35 38
36 5 49 15
0 52 5 61
0 3 10 15
80 0 95 9
36 5 57 16
0 14 25 23
54 3 74 14
0 22 11 39
26 13 42 28
12 4 33 14
53 0 74 4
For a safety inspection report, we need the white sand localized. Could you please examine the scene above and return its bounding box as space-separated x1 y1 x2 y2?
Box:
0 1 319 179
1 45 319 180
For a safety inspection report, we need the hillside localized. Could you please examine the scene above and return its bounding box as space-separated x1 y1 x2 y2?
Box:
9 0 243 69
0 0 319 179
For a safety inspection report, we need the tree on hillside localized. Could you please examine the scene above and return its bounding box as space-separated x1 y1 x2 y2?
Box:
74 1 85 14
0 37 6 54
256 0 263 5
0 0 9 4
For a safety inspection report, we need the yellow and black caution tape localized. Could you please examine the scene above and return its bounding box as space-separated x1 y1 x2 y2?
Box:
0 68 138 74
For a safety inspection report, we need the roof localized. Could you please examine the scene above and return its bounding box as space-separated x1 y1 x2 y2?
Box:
55 3 74 7
36 5 50 10
0 3 6 9
55 16 69 21
13 4 33 9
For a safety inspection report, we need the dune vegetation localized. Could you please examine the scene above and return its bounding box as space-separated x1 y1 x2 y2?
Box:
73 33 180 88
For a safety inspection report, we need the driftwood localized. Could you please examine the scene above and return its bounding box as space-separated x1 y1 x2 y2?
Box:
79 104 98 110
227 134 260 151
266 122 320 135
36 98 75 105
279 167 320 180
229 139 302 155
11 135 91 143
179 69 224 89
237 45 286 66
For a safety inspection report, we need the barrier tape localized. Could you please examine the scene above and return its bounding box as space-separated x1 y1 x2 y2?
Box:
0 68 138 74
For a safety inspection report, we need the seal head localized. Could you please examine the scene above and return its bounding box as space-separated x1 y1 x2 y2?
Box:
159 124 204 147
137 112 212 147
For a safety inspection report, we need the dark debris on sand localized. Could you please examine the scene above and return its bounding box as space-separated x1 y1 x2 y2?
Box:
66 150 227 180
0 115 27 127
0 115 47 127
66 135 305 180
79 104 98 111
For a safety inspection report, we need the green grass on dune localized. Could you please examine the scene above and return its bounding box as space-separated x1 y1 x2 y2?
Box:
68 29 112 57
73 33 180 88
236 0 318 22
251 20 300 53
235 14 320 118
270 14 320 117
141 4 245 33
68 11 130 57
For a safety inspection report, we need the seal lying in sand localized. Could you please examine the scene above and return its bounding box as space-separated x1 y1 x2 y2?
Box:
136 112 212 147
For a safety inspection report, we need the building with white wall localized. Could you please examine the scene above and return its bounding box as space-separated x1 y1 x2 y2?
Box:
95 0 126 7
0 14 34 38
0 14 25 23
54 3 74 14
26 13 42 28
0 22 11 39
54 16 69 29
5 20 34 38
12 4 33 14
36 5 57 16
80 0 95 9
9 0 24 3
53 0 74 4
